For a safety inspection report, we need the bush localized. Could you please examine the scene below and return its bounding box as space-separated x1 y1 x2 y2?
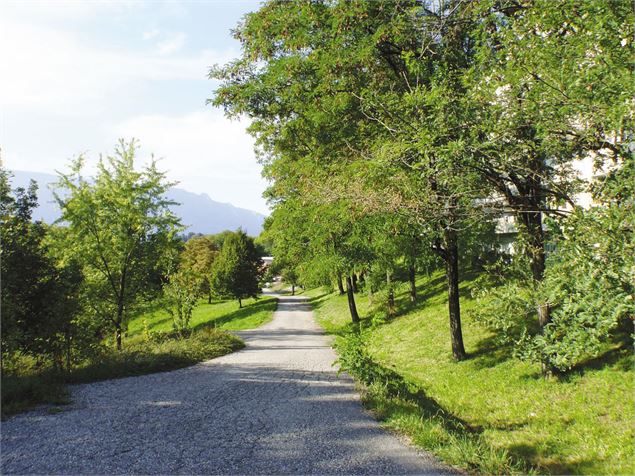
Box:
163 270 199 334
474 203 634 372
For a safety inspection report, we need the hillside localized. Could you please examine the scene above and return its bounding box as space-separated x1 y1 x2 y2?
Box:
9 170 266 236
307 272 634 475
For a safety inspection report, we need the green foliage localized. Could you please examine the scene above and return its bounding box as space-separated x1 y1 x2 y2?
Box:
0 170 93 369
180 235 218 302
474 157 635 371
532 205 634 371
53 139 182 349
210 229 263 307
163 270 199 335
212 0 633 362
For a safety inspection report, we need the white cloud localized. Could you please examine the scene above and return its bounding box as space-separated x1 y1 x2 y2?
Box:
0 20 233 114
0 2 266 213
143 28 160 40
1 1 138 23
157 32 187 55
112 111 269 213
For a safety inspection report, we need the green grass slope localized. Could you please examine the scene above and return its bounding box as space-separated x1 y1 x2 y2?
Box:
309 272 634 475
127 296 278 336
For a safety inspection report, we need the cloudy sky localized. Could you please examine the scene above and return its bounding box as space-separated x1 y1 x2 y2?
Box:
0 0 271 214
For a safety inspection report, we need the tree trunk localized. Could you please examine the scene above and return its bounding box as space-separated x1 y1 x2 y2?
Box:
352 273 358 293
65 325 72 373
291 283 295 296
386 270 395 317
520 209 546 282
519 207 552 340
346 275 360 324
337 274 345 295
116 270 126 351
115 324 122 351
444 227 466 361
408 263 417 303
238 297 242 308
208 292 212 304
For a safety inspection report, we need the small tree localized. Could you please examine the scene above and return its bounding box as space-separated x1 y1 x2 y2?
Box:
181 236 218 303
281 266 299 296
163 269 199 335
210 229 263 308
54 140 182 350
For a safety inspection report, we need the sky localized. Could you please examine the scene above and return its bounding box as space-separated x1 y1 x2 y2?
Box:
0 0 271 214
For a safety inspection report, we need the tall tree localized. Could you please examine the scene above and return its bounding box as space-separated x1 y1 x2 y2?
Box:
0 170 84 369
210 229 263 308
54 140 182 350
468 0 634 331
212 0 486 360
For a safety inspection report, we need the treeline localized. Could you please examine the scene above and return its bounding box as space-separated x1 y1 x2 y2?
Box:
212 0 634 372
1 140 263 374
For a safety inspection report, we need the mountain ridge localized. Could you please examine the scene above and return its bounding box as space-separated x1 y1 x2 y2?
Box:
8 170 266 236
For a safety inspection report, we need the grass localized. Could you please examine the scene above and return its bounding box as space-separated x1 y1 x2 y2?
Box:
2 295 277 418
309 272 634 475
127 296 277 335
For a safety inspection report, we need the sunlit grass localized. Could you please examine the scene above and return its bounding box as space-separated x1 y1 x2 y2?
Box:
127 296 277 335
311 271 634 475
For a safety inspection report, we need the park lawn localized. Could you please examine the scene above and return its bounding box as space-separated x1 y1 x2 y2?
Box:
309 272 634 475
127 295 278 336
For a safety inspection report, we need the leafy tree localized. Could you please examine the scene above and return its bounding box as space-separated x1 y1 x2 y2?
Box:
210 229 263 308
181 235 218 303
475 155 635 372
206 230 236 250
212 0 484 359
54 140 182 350
281 266 300 296
0 171 86 370
211 0 632 365
163 269 199 335
468 0 634 332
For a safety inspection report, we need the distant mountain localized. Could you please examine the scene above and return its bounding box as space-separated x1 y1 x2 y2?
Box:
9 170 266 236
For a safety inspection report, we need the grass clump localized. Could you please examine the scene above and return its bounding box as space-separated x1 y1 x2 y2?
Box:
67 328 244 384
310 272 634 475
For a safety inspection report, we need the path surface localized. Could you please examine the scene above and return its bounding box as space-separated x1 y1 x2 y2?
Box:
1 295 455 475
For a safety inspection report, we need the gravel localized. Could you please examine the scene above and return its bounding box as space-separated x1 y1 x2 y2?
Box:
1 295 457 475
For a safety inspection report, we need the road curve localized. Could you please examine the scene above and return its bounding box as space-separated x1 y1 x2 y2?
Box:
1 295 456 475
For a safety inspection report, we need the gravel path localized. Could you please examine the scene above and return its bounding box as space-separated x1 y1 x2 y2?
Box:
1 295 456 475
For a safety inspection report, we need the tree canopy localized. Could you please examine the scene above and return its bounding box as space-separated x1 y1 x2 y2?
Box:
54 139 182 349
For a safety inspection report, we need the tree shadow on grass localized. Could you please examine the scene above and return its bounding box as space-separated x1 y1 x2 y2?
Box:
345 344 552 473
505 442 599 475
560 344 633 380
467 333 517 369
307 292 334 312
